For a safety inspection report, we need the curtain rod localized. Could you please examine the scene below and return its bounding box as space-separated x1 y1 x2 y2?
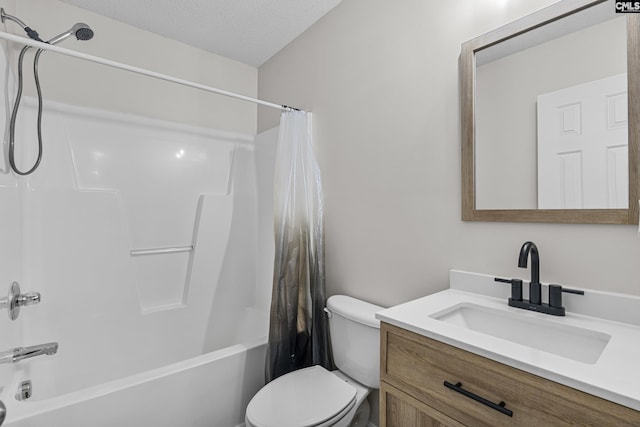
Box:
0 31 301 112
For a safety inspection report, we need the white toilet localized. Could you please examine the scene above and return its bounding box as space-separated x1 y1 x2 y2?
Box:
245 295 382 427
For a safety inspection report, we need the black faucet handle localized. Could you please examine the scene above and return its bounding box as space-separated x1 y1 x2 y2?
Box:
562 287 585 295
549 284 584 309
494 277 523 302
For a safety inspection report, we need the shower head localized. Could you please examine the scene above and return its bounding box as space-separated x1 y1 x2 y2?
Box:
0 8 94 45
47 23 94 45
74 24 94 41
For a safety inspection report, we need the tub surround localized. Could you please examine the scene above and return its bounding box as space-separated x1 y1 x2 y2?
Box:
0 97 277 425
376 270 640 411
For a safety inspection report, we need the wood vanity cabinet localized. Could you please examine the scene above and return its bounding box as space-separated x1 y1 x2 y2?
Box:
380 322 640 427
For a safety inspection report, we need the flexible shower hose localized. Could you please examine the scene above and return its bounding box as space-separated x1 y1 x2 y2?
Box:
8 45 45 176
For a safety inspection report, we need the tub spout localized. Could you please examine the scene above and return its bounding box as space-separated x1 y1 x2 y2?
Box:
0 342 58 364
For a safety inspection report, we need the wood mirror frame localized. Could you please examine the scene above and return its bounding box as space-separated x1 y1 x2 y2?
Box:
461 0 639 224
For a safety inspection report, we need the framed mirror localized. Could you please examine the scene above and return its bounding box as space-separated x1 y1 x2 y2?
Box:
461 0 639 223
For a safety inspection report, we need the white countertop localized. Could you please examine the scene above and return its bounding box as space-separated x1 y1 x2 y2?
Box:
375 271 640 411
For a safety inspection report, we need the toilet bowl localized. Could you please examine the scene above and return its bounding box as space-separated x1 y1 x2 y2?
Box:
245 366 370 427
245 295 382 427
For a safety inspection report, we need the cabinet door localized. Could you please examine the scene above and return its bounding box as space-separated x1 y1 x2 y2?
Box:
381 381 464 427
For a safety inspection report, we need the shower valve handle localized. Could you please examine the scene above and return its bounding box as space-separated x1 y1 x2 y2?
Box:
0 282 41 321
16 292 40 307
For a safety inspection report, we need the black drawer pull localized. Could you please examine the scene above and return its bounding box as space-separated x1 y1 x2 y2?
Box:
443 381 513 417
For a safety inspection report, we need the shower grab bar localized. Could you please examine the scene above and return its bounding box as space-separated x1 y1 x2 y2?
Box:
0 342 58 364
130 246 193 256
0 30 301 112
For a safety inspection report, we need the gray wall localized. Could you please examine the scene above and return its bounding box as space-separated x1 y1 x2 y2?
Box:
258 0 640 306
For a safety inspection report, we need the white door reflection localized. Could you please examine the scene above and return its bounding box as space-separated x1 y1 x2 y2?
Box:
537 73 628 209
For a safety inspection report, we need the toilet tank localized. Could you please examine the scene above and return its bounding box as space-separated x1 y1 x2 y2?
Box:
326 295 383 388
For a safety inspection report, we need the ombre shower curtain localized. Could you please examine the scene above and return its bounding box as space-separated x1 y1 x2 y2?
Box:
265 110 333 382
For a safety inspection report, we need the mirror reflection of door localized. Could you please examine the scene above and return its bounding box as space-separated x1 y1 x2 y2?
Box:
473 4 627 211
537 73 628 209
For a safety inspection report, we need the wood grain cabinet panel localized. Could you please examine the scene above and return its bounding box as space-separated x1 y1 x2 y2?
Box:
380 322 640 427
381 382 464 427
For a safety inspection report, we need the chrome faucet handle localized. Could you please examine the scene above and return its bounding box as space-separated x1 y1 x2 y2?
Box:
0 282 42 321
16 292 40 307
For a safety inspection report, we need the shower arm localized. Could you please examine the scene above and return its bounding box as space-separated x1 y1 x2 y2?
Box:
0 8 43 42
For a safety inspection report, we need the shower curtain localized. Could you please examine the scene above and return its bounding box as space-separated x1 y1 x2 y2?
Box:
265 110 333 382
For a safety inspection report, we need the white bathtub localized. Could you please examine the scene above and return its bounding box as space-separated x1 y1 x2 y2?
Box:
2 338 266 427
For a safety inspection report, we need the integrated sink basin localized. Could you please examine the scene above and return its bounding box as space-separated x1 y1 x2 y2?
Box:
430 303 611 364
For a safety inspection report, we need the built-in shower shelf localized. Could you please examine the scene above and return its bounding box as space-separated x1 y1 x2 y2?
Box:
131 248 192 314
130 245 195 313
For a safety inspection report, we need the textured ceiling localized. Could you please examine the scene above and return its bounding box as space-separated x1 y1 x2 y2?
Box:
58 0 344 67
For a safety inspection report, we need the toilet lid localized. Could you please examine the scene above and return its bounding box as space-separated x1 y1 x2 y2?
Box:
246 365 357 427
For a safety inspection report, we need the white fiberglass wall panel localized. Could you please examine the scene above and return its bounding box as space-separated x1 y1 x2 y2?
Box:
15 99 260 398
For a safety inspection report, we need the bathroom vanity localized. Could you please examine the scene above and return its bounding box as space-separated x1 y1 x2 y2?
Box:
377 271 640 426
379 323 639 426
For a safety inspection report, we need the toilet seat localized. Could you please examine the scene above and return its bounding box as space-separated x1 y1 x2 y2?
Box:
245 365 357 427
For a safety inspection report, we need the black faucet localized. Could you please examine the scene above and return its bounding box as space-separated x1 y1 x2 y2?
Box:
494 241 584 316
518 241 541 305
